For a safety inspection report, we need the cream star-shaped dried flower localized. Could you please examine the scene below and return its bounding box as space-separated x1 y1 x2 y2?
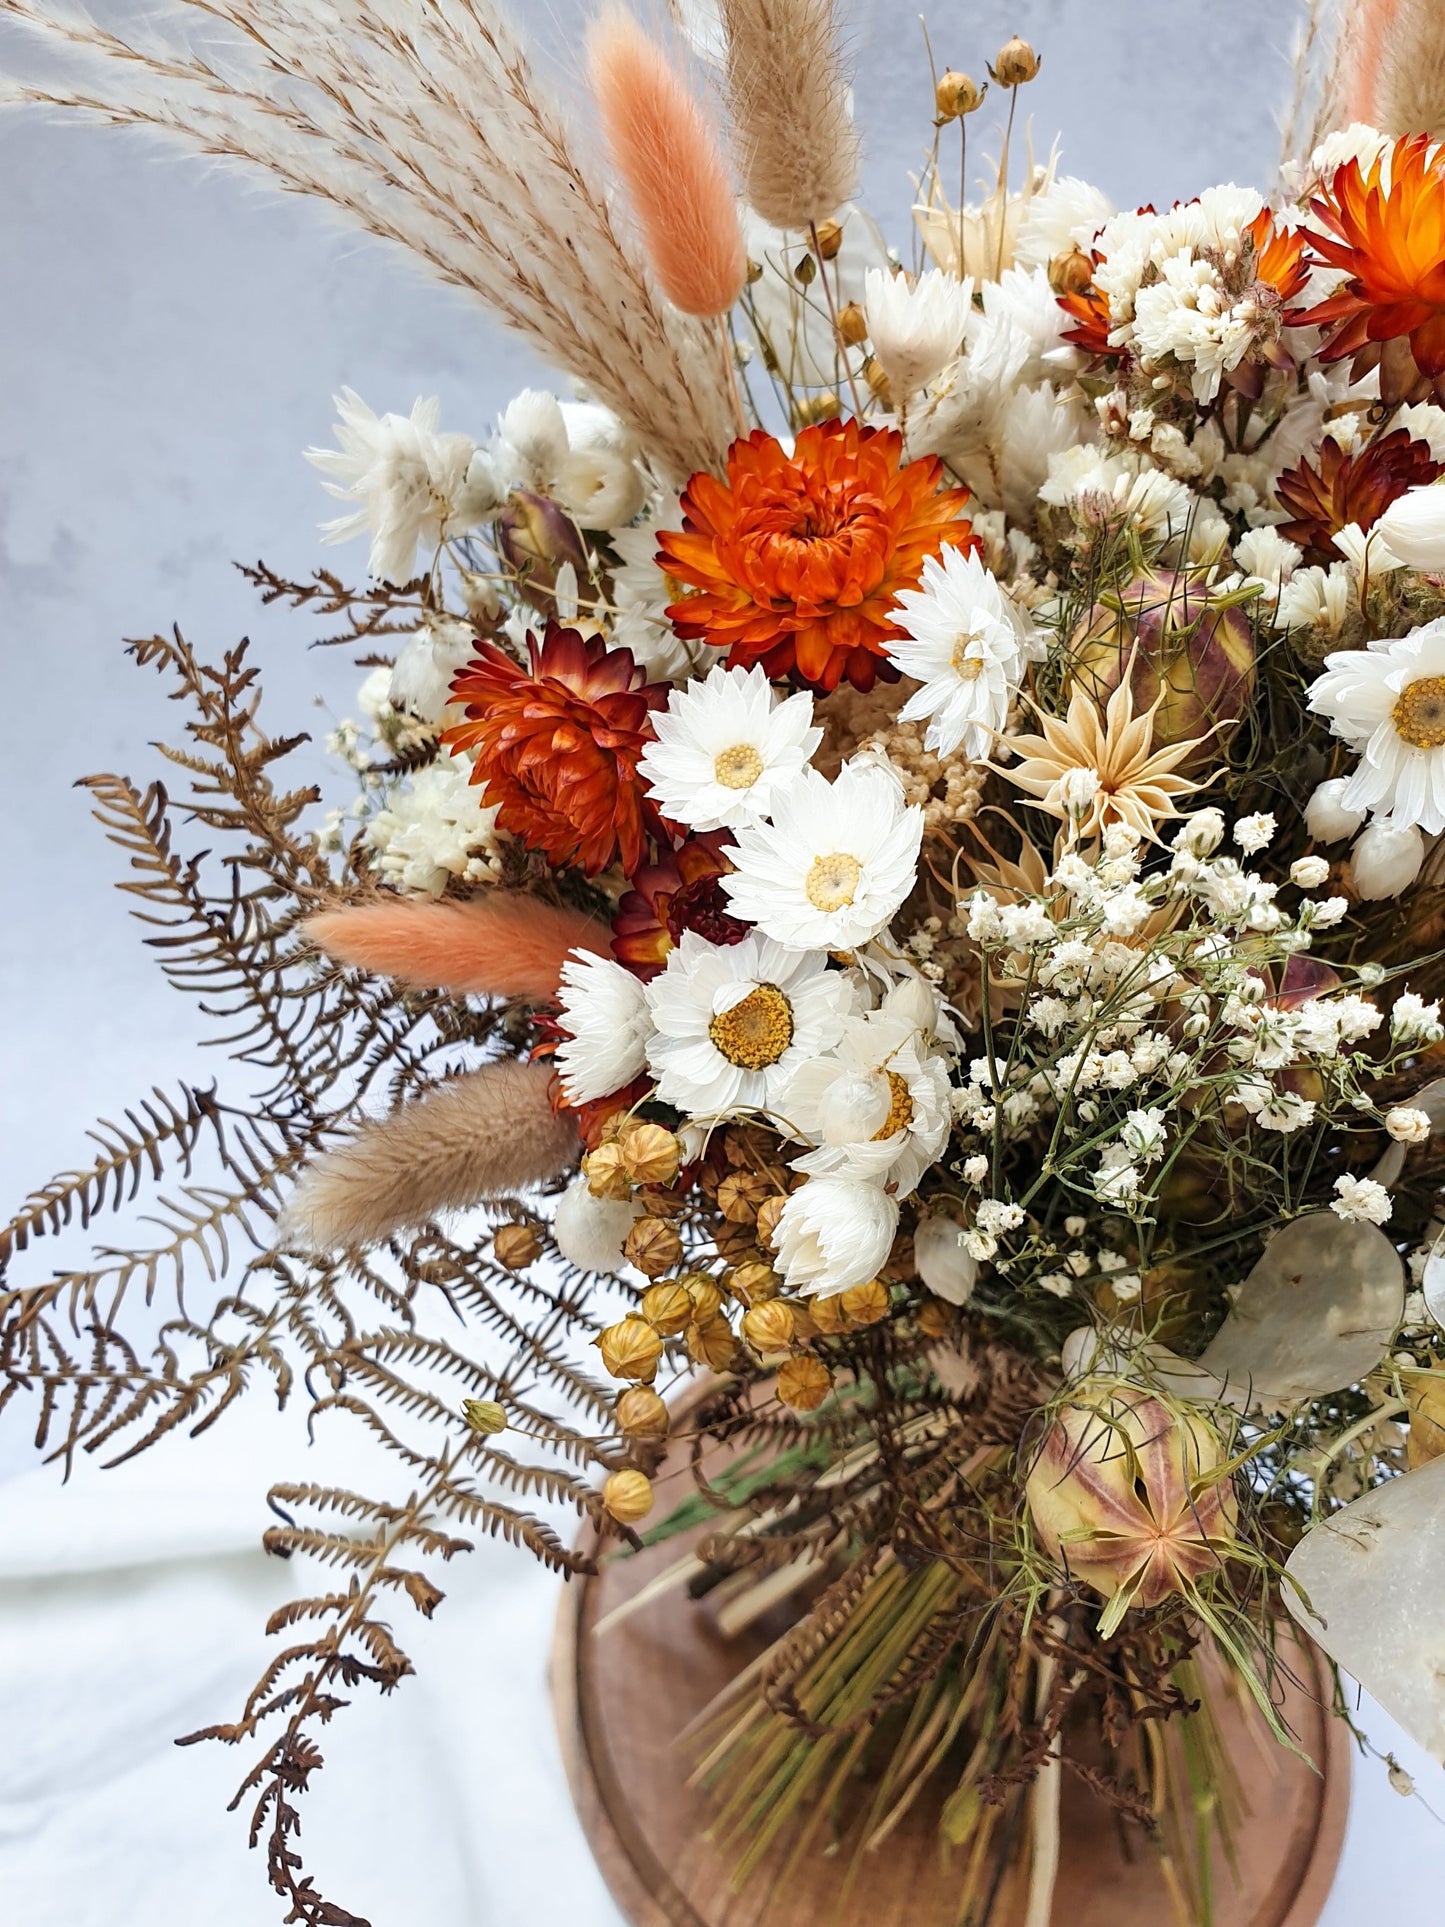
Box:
997 677 1201 840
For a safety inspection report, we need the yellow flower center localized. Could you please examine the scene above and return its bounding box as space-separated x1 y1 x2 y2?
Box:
806 851 863 912
708 984 794 1069
1393 674 1445 750
950 638 986 679
873 1070 914 1140
714 742 764 789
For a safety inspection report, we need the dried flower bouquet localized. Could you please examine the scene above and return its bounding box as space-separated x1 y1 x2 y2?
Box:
5 0 1445 1921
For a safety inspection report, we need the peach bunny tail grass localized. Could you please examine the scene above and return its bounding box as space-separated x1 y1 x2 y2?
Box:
1356 0 1445 137
304 895 613 1002
719 0 860 232
277 1060 579 1253
587 5 747 318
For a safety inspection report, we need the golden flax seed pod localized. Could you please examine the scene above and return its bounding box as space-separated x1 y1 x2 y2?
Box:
777 1356 833 1412
836 300 869 347
616 1385 670 1441
812 218 844 260
640 1280 693 1337
990 35 1041 86
1049 244 1095 297
603 1469 655 1525
624 1216 685 1278
684 1276 724 1324
743 1299 797 1354
809 1293 853 1336
862 356 894 411
688 1315 739 1372
728 1259 782 1306
597 1316 664 1382
841 1279 891 1326
755 1193 788 1249
583 1141 634 1202
717 1170 770 1223
916 1298 957 1341
619 1122 681 1189
461 1398 507 1435
935 69 983 118
785 1298 819 1343
492 1221 542 1271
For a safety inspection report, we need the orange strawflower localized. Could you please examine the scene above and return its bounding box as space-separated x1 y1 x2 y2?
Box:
610 832 744 979
1300 135 1445 394
443 625 666 877
1274 428 1443 564
657 420 973 695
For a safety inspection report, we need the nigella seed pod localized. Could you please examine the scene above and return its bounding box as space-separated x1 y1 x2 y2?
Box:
1069 569 1256 771
495 489 589 610
1025 1379 1237 1630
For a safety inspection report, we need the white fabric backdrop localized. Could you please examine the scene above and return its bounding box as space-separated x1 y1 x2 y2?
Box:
1 1 1441 1918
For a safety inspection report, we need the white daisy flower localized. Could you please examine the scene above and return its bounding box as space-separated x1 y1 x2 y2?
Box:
722 761 924 951
886 547 1041 760
643 930 856 1118
1373 483 1445 573
554 952 654 1105
1307 619 1445 833
306 389 500 585
770 1175 900 1298
636 665 822 832
780 1006 953 1198
863 267 975 398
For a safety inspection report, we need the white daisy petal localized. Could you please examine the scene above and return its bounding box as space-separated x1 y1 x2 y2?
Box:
554 952 653 1104
637 664 822 832
770 1176 900 1298
888 547 1040 761
1308 618 1445 835
779 1006 953 1199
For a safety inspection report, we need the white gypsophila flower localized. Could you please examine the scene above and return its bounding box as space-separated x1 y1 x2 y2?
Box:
887 547 1042 760
388 616 479 724
864 267 975 398
1299 894 1349 928
782 1006 952 1198
554 952 653 1105
1351 819 1425 899
962 1154 990 1184
552 1173 642 1277
1277 563 1355 641
494 390 646 531
1233 812 1276 853
1304 776 1366 843
1014 173 1114 268
723 759 924 951
1092 1145 1141 1204
1373 485 1445 573
1308 619 1445 832
1386 1106 1433 1145
1392 991 1445 1045
636 664 822 833
1233 525 1302 587
362 754 501 897
912 1213 978 1303
307 389 500 585
1122 1106 1168 1161
1331 1172 1393 1225
644 929 855 1118
1290 854 1332 888
1174 807 1226 856
771 1175 900 1298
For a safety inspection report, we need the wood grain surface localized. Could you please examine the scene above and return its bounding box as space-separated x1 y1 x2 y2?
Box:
552 1404 1350 1927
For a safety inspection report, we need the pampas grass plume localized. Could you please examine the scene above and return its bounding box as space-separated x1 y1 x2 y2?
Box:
719 0 860 231
305 895 612 1001
587 5 747 317
279 1060 578 1252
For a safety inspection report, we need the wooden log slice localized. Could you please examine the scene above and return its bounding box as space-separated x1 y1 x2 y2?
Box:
552 1396 1350 1927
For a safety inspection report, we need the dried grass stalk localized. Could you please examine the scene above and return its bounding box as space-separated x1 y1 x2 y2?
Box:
305 894 612 1001
587 6 747 319
278 1059 577 1252
719 0 860 231
0 0 734 482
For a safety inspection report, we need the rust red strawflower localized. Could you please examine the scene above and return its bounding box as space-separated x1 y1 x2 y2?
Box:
610 831 746 979
1299 135 1445 397
443 625 667 876
657 419 973 695
1274 429 1443 564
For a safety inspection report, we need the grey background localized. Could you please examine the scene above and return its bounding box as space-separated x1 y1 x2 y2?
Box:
0 0 1440 1918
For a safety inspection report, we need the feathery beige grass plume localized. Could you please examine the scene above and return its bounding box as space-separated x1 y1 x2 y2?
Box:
278 1060 578 1253
0 0 733 482
1349 0 1445 137
718 0 860 231
587 5 747 318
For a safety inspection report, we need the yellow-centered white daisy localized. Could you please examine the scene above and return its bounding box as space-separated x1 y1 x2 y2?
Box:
554 951 654 1104
721 760 924 950
643 930 856 1117
1307 619 1445 834
636 664 822 832
886 547 1043 761
780 1005 953 1199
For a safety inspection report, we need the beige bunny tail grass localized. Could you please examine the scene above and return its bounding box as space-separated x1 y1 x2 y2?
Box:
719 0 860 231
304 895 612 1002
278 1061 577 1253
588 6 747 318
1360 0 1445 136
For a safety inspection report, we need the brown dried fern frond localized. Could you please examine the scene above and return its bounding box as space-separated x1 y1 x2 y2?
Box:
0 0 736 483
